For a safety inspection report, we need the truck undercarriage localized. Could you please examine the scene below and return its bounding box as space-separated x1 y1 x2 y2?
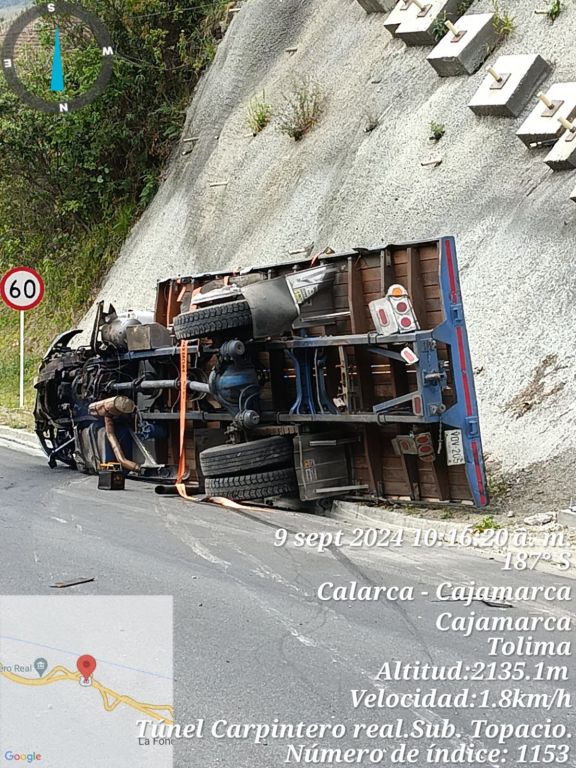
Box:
34 237 488 508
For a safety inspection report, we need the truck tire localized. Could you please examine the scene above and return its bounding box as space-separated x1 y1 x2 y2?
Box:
204 468 298 501
200 437 293 478
173 300 252 339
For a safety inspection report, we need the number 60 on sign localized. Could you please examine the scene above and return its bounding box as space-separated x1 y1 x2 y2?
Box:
0 266 44 311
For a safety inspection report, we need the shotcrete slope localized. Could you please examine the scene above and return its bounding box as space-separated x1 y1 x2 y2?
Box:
93 0 576 480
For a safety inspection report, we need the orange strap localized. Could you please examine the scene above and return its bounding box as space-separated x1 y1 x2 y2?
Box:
176 341 192 499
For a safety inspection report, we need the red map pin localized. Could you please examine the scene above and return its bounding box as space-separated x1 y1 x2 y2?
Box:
77 655 97 681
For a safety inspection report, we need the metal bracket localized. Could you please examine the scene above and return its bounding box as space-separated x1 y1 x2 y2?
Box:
309 437 360 447
314 349 338 415
47 436 75 468
541 100 564 118
489 72 511 90
450 30 467 43
367 346 405 363
373 391 416 415
417 3 432 16
565 129 576 143
424 371 445 385
450 304 464 324
465 417 480 439
129 429 164 470
287 349 316 415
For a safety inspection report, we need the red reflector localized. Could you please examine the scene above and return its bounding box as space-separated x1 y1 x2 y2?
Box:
401 348 418 365
396 301 408 313
378 308 388 324
413 397 422 415
400 317 412 328
415 434 429 444
419 445 433 455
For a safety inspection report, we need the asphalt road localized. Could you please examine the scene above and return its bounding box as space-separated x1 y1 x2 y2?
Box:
1 447 574 767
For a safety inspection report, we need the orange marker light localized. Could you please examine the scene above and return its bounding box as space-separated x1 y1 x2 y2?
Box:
388 284 407 297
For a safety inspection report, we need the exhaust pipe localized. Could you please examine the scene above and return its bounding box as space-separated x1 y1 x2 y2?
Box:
104 416 140 473
88 396 136 418
88 397 140 472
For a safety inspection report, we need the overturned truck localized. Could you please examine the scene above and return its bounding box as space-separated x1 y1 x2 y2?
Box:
34 237 488 508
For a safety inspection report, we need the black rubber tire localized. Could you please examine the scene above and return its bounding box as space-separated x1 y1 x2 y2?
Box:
205 468 299 501
200 437 293 478
173 300 252 340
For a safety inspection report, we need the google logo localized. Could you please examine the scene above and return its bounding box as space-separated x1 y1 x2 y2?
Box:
4 753 42 763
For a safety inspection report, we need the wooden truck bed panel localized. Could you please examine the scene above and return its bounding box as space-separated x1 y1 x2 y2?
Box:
155 237 487 507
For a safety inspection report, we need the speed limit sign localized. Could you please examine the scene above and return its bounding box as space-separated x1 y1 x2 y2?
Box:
0 266 44 311
1 266 44 409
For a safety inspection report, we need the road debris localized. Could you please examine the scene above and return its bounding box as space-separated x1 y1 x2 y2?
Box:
50 578 95 589
523 512 556 526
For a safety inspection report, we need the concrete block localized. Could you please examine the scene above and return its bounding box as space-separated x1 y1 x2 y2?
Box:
383 0 417 35
356 0 396 12
468 54 552 117
427 14 498 77
395 0 461 46
516 83 576 147
545 124 576 171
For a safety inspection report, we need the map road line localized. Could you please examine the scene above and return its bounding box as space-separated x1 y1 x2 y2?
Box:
0 664 174 723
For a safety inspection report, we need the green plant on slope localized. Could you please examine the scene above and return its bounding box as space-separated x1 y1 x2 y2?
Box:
547 0 564 21
457 0 475 13
491 0 515 38
472 516 501 534
277 76 326 141
430 121 446 141
432 11 448 40
247 91 272 135
433 2 475 40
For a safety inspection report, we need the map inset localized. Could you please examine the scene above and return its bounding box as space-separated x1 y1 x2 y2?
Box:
0 595 173 767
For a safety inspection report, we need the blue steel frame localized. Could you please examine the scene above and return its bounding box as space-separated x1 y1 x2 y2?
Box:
433 236 488 508
370 237 487 506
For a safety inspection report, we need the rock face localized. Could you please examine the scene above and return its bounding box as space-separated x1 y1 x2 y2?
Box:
92 0 576 480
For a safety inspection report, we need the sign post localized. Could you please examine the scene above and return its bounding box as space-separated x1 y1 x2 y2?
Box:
19 310 25 408
0 266 45 409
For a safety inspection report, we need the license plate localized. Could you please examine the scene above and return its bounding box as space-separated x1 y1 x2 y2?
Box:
445 429 465 466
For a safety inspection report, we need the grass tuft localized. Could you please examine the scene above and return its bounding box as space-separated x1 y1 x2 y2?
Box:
432 12 449 41
277 76 326 141
430 121 446 141
472 515 501 533
457 0 475 12
247 91 272 135
491 0 515 38
546 0 563 22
